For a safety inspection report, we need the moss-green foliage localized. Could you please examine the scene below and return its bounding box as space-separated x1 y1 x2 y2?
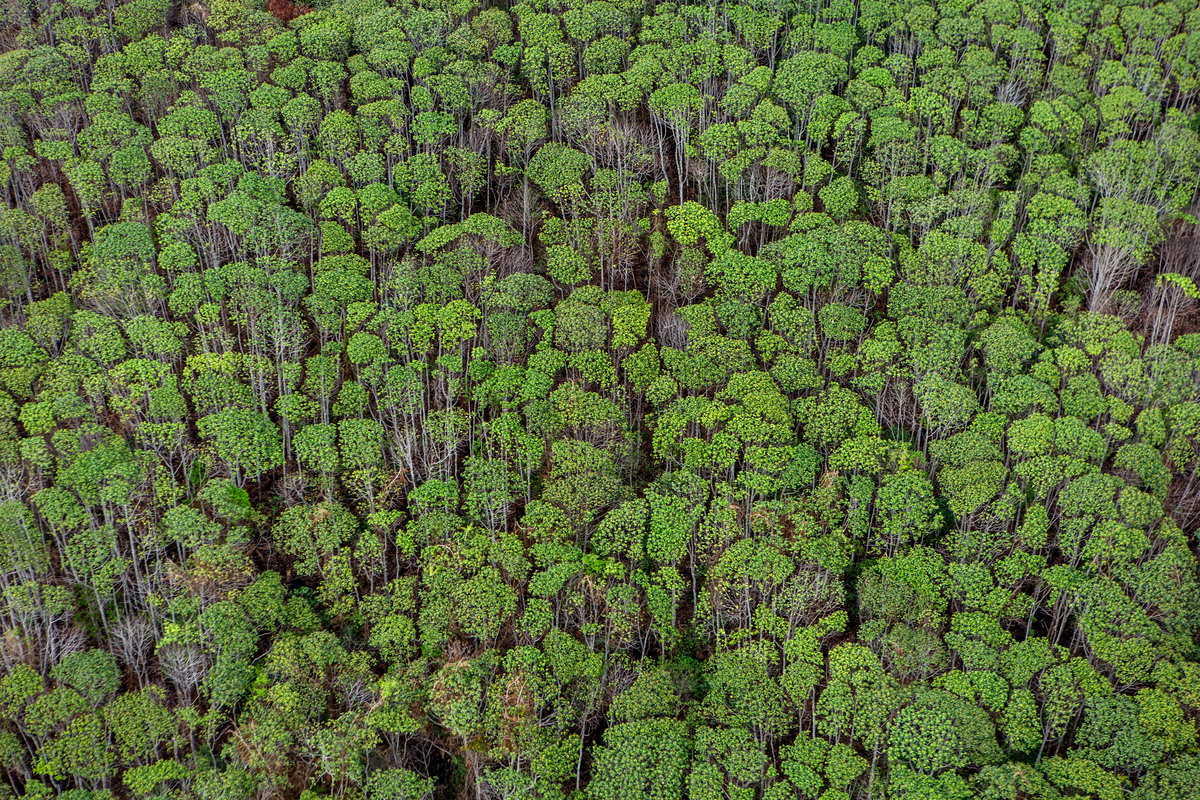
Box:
0 0 1198 797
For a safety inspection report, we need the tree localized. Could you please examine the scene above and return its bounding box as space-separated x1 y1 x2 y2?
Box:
104 687 176 767
51 650 120 705
543 440 624 528
888 689 1003 777
365 769 435 800
702 641 794 741
874 469 939 556
197 408 283 486
588 719 692 800
33 712 115 788
274 502 360 578
528 144 592 207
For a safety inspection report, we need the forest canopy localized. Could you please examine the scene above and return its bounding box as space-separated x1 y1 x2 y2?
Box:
0 0 1199 797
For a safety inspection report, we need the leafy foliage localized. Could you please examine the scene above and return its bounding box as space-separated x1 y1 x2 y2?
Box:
0 0 1197 798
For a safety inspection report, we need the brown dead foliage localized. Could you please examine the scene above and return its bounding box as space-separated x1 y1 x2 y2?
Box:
267 0 312 22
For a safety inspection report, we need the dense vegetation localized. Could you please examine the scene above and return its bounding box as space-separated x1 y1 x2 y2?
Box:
0 0 1199 797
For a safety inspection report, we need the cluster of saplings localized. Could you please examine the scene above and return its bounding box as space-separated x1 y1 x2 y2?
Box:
0 0 1198 797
